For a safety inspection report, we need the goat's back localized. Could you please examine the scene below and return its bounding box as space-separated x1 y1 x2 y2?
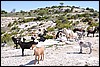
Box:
34 46 44 56
79 41 92 47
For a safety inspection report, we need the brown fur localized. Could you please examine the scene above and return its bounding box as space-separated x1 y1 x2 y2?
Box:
32 45 44 64
31 45 36 50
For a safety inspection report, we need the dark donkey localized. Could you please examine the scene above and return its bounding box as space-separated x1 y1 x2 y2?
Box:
12 36 38 56
87 26 98 37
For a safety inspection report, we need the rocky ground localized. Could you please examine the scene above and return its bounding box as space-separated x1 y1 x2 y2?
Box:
1 36 99 66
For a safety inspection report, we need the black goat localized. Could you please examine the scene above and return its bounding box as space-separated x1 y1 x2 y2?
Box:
55 30 62 39
38 33 46 42
12 37 38 56
73 28 85 33
12 36 19 49
87 27 98 37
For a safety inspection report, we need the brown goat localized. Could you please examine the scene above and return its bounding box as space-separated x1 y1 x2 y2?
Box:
32 45 44 64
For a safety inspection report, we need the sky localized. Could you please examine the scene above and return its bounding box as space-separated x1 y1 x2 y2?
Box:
1 1 99 12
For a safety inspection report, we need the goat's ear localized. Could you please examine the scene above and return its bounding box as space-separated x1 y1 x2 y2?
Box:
80 41 83 44
31 37 35 40
19 38 21 40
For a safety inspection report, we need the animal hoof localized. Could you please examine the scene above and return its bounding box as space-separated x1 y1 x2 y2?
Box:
89 53 91 54
79 52 82 54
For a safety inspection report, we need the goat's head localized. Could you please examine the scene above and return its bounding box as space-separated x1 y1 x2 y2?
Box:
16 37 21 44
78 40 84 45
79 41 83 44
31 37 35 41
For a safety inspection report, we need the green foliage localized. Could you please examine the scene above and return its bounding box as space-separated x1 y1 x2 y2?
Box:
39 23 44 26
71 7 74 12
87 22 99 31
1 33 12 43
45 35 53 39
8 22 13 27
47 27 55 31
33 16 49 21
56 22 71 29
46 45 53 48
38 10 48 16
11 31 18 35
18 18 34 23
6 40 15 46
75 21 79 25
1 10 7 14
90 22 99 27
82 17 92 22
55 17 72 29
59 2 64 6
92 12 99 17
1 5 99 17
51 6 58 8
30 26 37 29
1 30 5 35
65 9 71 13
11 26 19 30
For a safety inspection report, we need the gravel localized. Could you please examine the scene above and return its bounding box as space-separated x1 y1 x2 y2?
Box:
1 37 99 66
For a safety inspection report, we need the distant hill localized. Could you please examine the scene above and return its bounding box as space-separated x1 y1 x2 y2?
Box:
1 5 99 43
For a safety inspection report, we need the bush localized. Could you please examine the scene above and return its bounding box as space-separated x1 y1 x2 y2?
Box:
1 33 12 43
11 26 19 30
1 30 5 35
46 45 53 48
90 22 99 27
45 35 53 39
39 23 44 26
8 22 12 27
6 40 15 46
47 27 55 32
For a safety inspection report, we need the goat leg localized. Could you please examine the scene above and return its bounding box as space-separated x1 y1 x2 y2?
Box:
38 55 40 64
16 44 18 49
87 33 89 37
42 53 44 61
34 56 37 64
33 53 35 56
22 49 24 56
89 46 92 54
79 46 82 54
41 54 44 61
93 33 94 37
40 55 42 61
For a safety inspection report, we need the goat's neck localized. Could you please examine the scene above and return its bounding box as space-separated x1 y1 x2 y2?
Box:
33 46 37 50
18 41 22 45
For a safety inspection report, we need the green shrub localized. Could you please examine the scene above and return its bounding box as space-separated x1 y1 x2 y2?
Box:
45 35 53 39
46 45 53 48
1 33 12 43
90 22 99 27
11 26 19 30
47 27 55 32
39 23 44 26
6 40 15 46
8 22 12 27
1 31 5 35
